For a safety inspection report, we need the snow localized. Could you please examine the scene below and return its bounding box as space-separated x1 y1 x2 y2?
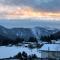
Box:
55 40 60 43
0 46 41 59
32 28 40 40
40 44 60 51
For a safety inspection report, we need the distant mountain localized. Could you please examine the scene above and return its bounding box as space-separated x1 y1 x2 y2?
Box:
32 27 59 40
52 31 60 39
0 34 9 40
0 25 59 41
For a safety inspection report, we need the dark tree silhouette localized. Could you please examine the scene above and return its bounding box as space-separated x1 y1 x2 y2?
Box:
28 37 38 43
40 36 51 43
12 51 37 60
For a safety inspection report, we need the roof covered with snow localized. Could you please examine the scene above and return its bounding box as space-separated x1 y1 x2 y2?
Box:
55 40 60 43
40 44 60 51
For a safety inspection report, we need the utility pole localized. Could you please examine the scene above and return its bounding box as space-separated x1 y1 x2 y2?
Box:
48 47 50 59
56 48 59 60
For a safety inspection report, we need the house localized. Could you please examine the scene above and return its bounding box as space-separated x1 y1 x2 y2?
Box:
39 44 60 59
23 42 37 47
51 40 56 44
55 40 60 44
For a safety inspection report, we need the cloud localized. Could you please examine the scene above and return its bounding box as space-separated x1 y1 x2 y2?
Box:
0 0 60 20
0 0 60 12
0 4 60 20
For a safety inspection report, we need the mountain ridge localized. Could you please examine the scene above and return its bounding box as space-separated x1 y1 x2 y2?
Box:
0 25 59 41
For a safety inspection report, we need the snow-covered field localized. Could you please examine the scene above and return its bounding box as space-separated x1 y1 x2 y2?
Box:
0 44 60 59
0 46 41 59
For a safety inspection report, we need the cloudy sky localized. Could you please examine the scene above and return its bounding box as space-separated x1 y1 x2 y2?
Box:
0 0 60 20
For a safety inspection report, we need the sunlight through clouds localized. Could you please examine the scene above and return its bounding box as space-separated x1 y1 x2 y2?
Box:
0 0 60 20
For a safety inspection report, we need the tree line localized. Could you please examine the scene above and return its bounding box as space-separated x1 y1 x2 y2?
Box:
0 31 60 46
40 33 60 43
0 36 38 46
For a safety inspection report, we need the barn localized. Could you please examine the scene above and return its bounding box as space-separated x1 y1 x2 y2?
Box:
39 44 60 59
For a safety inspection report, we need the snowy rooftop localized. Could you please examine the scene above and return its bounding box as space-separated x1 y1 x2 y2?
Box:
55 40 60 43
40 44 60 51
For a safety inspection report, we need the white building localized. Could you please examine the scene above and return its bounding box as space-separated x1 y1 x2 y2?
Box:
55 40 60 44
39 44 60 59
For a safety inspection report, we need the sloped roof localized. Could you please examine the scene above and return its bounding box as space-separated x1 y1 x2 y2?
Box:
40 44 60 51
55 40 60 43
